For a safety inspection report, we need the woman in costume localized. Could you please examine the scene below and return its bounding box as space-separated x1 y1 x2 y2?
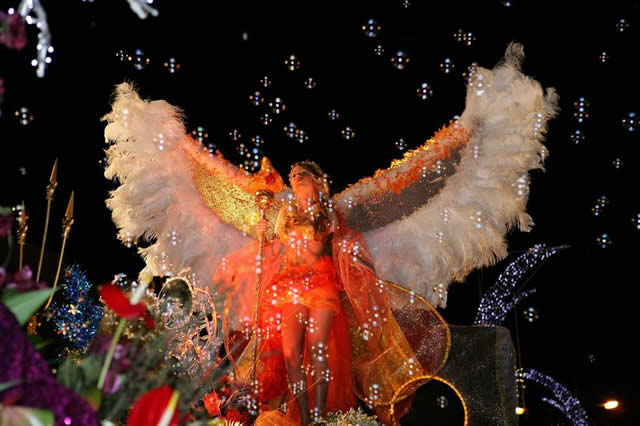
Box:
102 43 558 425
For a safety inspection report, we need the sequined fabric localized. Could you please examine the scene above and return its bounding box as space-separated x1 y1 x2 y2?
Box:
437 325 517 426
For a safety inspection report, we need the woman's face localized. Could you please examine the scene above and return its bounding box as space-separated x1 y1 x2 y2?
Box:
290 166 316 196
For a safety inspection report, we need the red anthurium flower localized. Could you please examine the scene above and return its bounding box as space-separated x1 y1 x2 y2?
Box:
127 385 179 426
99 284 155 329
202 391 221 417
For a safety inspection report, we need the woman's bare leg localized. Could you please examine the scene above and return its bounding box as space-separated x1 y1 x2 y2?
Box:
307 308 334 423
281 303 310 425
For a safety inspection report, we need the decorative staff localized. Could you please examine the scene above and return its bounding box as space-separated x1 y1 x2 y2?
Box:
17 202 28 271
37 158 58 283
44 190 74 310
247 157 284 390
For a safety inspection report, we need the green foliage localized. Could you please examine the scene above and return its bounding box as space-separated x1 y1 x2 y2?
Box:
1 288 54 326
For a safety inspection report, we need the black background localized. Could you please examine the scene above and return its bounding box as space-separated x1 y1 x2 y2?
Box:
1 0 638 424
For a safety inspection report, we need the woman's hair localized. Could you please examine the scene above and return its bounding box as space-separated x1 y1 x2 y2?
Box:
289 161 330 197
289 161 332 236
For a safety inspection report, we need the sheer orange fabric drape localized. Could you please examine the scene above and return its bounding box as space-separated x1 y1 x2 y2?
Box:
215 218 450 425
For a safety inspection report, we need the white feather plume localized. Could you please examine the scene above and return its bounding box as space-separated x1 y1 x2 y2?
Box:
339 43 559 308
103 83 250 289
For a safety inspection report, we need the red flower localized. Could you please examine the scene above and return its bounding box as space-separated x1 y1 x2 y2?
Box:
99 284 155 329
127 385 179 426
225 408 251 424
202 391 221 417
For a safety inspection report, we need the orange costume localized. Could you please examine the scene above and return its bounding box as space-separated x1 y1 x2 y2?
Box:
103 43 558 426
216 213 450 425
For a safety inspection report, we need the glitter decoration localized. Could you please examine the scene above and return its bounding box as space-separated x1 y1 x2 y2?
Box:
328 109 339 120
417 83 433 100
341 126 355 140
362 18 381 38
572 97 589 123
475 244 569 326
470 210 485 229
616 18 629 32
632 213 640 230
130 49 150 70
612 157 623 169
163 57 180 73
304 77 317 89
531 112 544 138
513 174 530 199
440 209 449 223
523 306 538 322
453 29 476 46
436 395 448 408
260 76 271 87
116 49 127 61
570 129 585 144
153 132 166 151
229 129 242 141
166 229 181 247
367 384 380 408
269 97 285 114
295 128 309 144
622 112 636 132
15 107 34 125
236 143 249 157
596 233 611 248
391 51 410 70
284 122 297 138
50 265 104 351
587 354 596 363
599 52 609 63
469 72 489 96
395 138 407 151
284 54 300 71
260 113 272 125
191 126 209 143
374 44 384 56
251 135 264 147
521 369 590 426
463 62 479 85
249 91 264 106
440 57 455 74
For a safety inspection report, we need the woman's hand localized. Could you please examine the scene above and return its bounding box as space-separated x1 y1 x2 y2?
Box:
256 218 269 239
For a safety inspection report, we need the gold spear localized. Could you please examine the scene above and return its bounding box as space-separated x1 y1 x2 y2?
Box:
36 159 58 283
44 191 74 310
17 202 28 271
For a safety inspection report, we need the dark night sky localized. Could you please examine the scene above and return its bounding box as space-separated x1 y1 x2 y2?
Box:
1 0 638 424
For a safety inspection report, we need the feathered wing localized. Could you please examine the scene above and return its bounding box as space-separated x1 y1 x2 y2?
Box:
333 43 559 308
102 83 282 292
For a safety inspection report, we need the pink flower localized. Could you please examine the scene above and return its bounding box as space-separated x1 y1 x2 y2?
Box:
1 265 49 292
0 214 13 237
0 12 27 51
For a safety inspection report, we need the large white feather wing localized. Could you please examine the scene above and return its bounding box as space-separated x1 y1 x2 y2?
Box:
103 83 257 288
333 43 559 308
